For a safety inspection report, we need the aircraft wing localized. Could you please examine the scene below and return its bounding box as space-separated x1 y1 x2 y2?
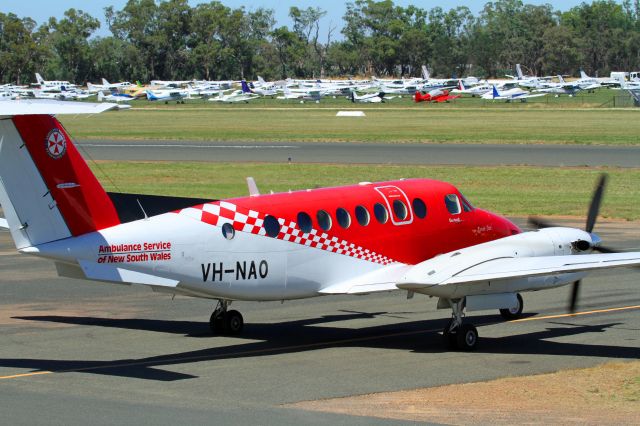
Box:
398 252 640 289
0 100 120 116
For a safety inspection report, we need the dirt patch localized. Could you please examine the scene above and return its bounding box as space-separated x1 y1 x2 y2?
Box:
286 361 640 425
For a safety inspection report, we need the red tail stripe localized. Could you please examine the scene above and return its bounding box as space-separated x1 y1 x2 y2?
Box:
12 115 120 236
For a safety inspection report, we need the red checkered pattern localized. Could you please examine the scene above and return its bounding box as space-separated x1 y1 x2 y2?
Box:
179 201 394 265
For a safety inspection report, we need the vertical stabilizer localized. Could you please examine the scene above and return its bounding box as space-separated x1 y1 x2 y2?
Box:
0 113 120 249
516 64 524 79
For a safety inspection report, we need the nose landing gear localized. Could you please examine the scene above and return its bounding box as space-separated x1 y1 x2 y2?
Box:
209 299 244 335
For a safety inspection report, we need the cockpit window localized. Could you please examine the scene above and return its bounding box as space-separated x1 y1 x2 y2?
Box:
444 194 461 215
460 193 474 212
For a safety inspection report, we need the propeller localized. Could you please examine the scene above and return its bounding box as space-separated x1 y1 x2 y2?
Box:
527 173 617 313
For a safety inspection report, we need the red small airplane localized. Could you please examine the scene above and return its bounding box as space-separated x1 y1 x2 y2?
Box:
414 88 460 103
0 101 638 352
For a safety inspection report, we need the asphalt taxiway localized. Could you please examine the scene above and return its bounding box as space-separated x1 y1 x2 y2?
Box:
0 219 638 425
76 140 640 167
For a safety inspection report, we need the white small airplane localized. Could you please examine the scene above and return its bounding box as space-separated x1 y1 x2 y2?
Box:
209 81 260 103
534 76 583 97
350 91 388 103
87 79 133 94
33 73 77 92
482 85 546 102
1 100 639 352
507 64 553 89
451 80 492 97
145 89 191 103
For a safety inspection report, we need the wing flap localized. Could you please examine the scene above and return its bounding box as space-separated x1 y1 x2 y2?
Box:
320 263 410 295
444 253 640 285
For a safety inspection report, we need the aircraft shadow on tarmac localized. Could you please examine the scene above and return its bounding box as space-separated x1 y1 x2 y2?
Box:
5 312 639 382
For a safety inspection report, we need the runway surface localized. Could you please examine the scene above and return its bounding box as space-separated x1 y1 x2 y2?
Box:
76 140 640 167
0 219 638 425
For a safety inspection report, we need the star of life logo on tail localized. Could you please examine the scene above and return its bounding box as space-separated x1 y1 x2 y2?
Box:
45 129 66 159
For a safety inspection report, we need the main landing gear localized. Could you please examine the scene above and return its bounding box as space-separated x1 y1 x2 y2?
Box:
209 299 244 335
499 293 524 320
442 299 478 351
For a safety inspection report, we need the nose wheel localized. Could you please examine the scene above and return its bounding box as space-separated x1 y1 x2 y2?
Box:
209 300 244 335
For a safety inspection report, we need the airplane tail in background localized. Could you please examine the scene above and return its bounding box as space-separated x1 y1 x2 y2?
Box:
492 85 500 98
35 73 45 85
102 78 110 86
558 75 566 84
241 80 252 94
0 103 121 249
421 65 430 80
145 90 158 101
516 64 524 79
580 69 589 80
458 80 466 91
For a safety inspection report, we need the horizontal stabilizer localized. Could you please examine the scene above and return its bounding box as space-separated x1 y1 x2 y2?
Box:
78 260 179 287
0 100 120 117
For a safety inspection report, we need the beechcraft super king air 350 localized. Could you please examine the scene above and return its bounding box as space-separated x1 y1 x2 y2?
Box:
1 101 639 351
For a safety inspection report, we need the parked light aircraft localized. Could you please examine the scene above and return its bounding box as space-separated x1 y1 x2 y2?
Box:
209 81 259 103
482 85 546 102
1 100 638 351
350 91 388 103
534 76 583 97
145 89 190 103
87 79 133 94
451 80 492 97
33 73 77 92
414 89 460 103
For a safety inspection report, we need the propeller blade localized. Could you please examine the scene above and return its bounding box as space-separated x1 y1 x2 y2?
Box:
528 216 555 229
586 174 607 233
569 280 580 313
592 245 618 254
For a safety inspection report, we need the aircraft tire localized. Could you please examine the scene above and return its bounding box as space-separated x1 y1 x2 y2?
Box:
499 293 524 320
226 310 244 335
456 324 478 351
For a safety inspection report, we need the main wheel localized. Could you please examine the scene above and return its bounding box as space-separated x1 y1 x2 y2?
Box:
209 310 226 334
225 310 244 335
456 324 478 351
500 293 524 320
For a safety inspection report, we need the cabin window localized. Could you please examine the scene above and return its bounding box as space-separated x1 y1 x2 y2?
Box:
373 203 388 224
263 215 281 237
336 207 351 229
445 194 461 215
392 200 408 221
355 205 370 226
297 212 312 233
413 198 427 218
316 210 332 231
222 223 235 240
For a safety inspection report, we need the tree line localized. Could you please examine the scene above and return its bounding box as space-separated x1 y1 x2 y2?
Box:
1 0 639 85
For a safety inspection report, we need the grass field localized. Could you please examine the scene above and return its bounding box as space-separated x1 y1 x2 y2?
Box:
91 161 640 221
61 92 640 145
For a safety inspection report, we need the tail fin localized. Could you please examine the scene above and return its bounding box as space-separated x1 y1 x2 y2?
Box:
516 64 524 79
258 76 265 85
557 75 565 84
492 85 500 98
240 80 252 94
35 73 45 85
145 90 157 100
102 78 110 86
580 69 588 80
459 80 465 91
0 103 121 249
421 65 429 80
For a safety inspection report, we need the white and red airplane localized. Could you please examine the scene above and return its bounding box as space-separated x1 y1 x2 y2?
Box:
1 101 639 351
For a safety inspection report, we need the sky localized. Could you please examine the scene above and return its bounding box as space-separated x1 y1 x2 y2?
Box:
4 1 595 39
